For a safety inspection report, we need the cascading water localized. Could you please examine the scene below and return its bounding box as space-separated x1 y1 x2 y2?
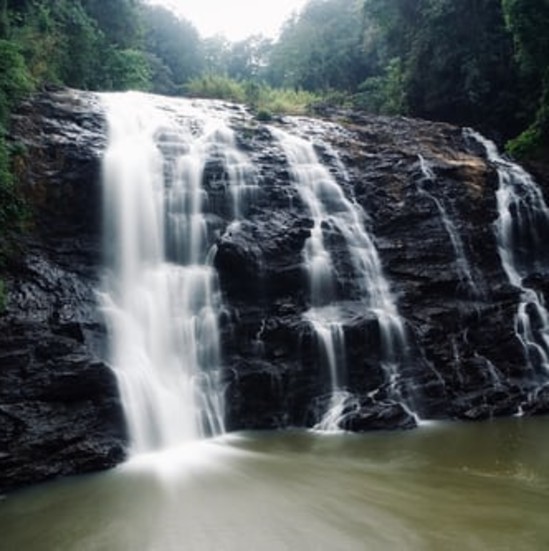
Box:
467 130 549 380
417 155 477 295
272 126 413 429
98 92 255 453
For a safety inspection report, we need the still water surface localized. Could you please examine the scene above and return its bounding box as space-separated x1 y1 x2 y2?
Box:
1 417 549 550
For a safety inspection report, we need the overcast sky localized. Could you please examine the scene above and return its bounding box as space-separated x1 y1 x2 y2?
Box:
146 0 308 41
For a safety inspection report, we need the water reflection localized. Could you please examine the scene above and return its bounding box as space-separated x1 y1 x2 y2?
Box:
1 417 549 550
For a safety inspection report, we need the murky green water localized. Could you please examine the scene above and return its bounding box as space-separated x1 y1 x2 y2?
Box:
1 417 549 550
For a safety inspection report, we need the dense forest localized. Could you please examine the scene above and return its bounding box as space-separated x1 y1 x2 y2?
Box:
0 0 548 276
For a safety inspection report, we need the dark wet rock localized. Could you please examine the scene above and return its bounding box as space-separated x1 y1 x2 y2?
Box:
342 399 418 432
0 237 128 495
3 88 549 492
215 109 549 433
1 89 126 495
9 88 106 238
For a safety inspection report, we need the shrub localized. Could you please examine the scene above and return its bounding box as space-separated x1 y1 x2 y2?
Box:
185 75 322 116
506 125 543 158
258 86 320 115
0 39 33 126
185 75 246 103
102 48 151 91
0 134 28 238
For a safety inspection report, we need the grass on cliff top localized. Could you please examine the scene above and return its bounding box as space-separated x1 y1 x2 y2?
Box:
184 75 323 118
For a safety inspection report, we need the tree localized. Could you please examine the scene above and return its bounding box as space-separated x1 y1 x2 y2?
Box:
5 0 154 91
102 47 151 91
268 0 369 91
56 1 103 89
141 4 203 94
202 35 231 76
361 0 521 135
81 0 141 49
0 0 8 39
502 0 549 155
226 35 272 81
0 38 32 125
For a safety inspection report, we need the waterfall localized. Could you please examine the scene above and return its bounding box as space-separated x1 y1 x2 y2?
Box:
271 127 413 429
417 155 477 295
98 92 257 453
467 130 549 379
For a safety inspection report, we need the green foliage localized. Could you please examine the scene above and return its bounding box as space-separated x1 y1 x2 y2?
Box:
185 74 246 103
141 3 202 94
360 0 520 131
506 125 543 158
202 35 231 75
0 39 29 239
9 1 64 84
267 0 368 92
0 0 8 39
81 0 142 50
354 57 406 115
244 80 262 108
102 48 151 91
502 0 549 77
55 1 102 89
0 34 32 259
0 134 27 232
502 0 549 155
226 35 273 81
257 86 320 115
7 0 151 91
0 38 32 124
255 109 273 122
185 74 321 115
506 73 549 158
0 133 28 286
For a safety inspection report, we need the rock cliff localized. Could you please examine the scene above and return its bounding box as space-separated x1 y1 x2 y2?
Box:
2 88 549 493
0 90 126 494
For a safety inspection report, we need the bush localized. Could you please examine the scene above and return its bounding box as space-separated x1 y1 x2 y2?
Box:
0 39 33 125
0 41 31 278
258 86 320 115
506 125 543 158
9 2 62 85
506 83 549 159
0 134 27 230
353 58 406 115
255 109 273 122
185 75 246 103
102 48 151 91
185 75 322 116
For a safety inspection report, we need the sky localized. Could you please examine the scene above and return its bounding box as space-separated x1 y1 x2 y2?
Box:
146 0 309 42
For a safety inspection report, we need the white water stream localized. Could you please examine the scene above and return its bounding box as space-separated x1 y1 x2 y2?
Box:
417 154 477 294
98 92 259 452
272 127 411 429
468 130 549 378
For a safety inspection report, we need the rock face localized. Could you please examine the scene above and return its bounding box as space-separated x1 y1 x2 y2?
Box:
2 88 549 493
217 112 549 431
0 89 126 494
